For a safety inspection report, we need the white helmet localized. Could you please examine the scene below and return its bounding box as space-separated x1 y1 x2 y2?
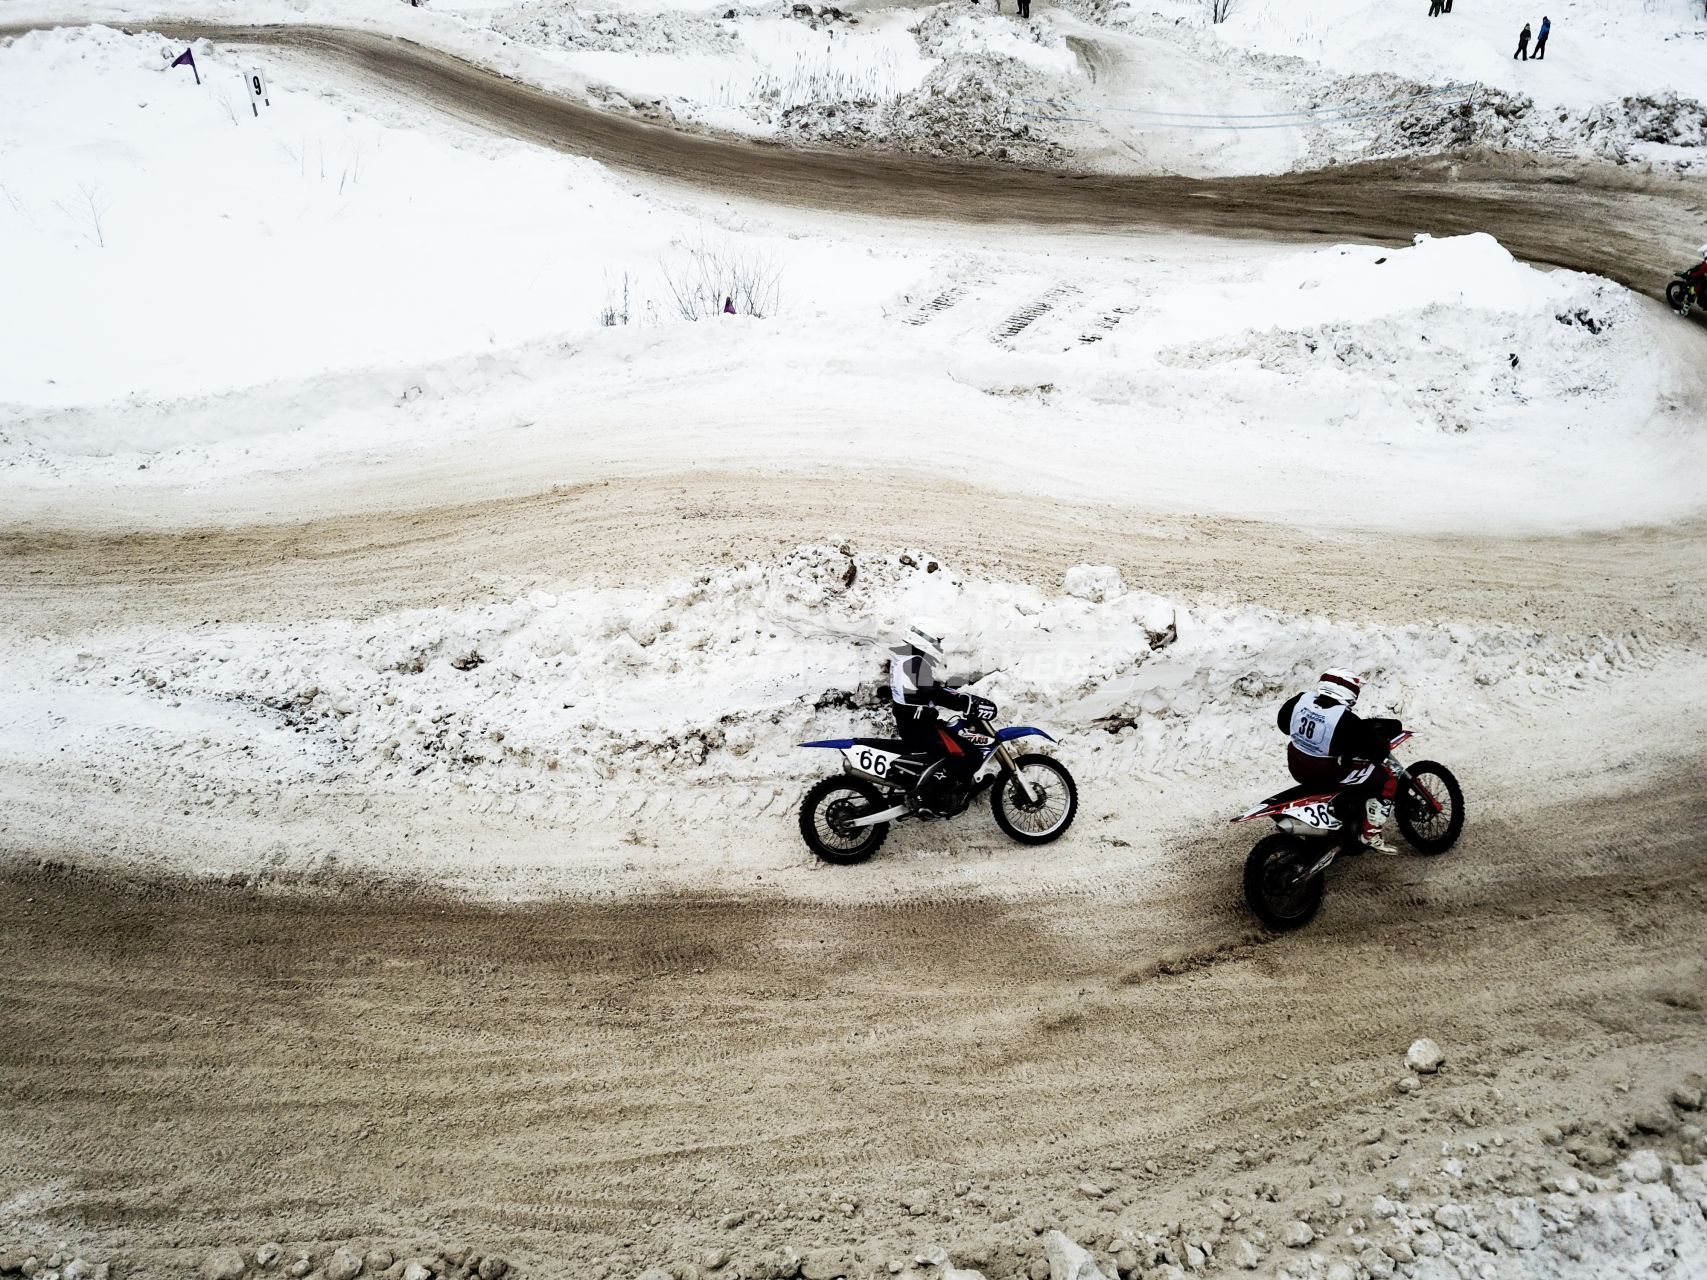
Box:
1698 243 1707 261
904 618 946 665
1314 667 1362 707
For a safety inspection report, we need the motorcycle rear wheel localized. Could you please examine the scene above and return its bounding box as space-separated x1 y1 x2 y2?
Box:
1396 762 1464 855
799 776 889 864
1243 833 1325 930
1667 280 1692 314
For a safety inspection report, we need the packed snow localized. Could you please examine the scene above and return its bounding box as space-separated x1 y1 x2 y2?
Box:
3 544 1699 897
5 28 1702 536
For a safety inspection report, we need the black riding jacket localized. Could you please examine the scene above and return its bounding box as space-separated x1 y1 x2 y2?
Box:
1277 693 1402 766
890 652 973 734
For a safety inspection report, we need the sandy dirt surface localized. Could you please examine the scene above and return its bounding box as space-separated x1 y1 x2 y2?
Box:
2 777 1704 1278
6 469 1706 635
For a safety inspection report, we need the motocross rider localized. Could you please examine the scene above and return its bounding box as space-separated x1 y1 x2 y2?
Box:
891 619 997 808
1277 669 1403 854
1684 245 1707 298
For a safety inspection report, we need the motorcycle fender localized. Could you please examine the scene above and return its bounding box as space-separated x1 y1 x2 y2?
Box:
996 726 1055 744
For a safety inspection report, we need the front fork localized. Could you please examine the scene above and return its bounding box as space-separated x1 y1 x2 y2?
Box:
1387 755 1443 814
994 742 1040 805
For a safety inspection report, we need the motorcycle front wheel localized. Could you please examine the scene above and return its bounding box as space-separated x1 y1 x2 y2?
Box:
990 754 1078 845
798 776 890 864
1396 761 1464 855
1667 280 1692 314
1243 833 1325 930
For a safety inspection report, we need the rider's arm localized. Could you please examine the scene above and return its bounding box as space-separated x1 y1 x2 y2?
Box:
1276 693 1301 734
924 685 975 714
894 653 973 713
1336 712 1402 762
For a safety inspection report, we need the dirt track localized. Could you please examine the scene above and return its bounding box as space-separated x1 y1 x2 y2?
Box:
5 470 1706 639
4 776 1704 1278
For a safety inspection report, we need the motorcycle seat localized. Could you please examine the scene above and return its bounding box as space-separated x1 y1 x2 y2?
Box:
1262 782 1339 806
850 736 910 752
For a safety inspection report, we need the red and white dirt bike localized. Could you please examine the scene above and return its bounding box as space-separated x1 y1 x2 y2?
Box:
1231 730 1464 930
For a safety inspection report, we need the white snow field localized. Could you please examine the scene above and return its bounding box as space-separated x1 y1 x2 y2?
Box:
3 29 1702 532
7 540 1703 898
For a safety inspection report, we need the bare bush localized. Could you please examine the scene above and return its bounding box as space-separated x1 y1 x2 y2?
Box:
659 236 782 320
1209 0 1236 21
600 272 632 327
54 183 111 248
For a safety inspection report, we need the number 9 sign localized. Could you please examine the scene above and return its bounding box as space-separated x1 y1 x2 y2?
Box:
245 68 271 115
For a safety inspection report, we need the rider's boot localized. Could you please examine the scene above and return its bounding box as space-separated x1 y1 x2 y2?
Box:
1360 798 1398 855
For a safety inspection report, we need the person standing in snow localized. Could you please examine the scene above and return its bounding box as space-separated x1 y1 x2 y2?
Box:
1018 0 1032 20
1513 21 1532 60
1276 669 1404 854
1428 0 1442 17
1533 16 1551 59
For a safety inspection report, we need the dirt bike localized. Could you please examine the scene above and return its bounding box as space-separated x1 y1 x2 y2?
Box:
796 715 1076 863
1666 268 1705 316
1231 730 1463 930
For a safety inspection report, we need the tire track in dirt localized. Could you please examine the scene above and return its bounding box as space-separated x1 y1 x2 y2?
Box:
1 776 1702 1275
5 471 1705 636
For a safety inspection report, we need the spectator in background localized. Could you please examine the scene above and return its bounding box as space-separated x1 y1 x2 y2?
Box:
1534 15 1551 58
1018 0 1031 19
1514 21 1532 59
1429 0 1442 16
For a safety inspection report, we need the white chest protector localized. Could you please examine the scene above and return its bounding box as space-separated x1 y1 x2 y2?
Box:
1289 697 1347 759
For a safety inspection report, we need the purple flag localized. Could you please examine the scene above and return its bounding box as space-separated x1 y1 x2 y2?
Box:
171 47 200 85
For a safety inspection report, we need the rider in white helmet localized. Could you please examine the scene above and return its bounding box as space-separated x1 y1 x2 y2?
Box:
891 619 995 744
890 619 997 804
1277 668 1404 854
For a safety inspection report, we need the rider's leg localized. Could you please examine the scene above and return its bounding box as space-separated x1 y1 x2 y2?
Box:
1352 768 1399 854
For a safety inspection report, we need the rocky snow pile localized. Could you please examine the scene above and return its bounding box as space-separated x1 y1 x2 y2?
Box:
5 546 1665 818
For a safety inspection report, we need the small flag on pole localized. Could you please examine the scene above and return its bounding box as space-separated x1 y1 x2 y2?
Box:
171 47 200 85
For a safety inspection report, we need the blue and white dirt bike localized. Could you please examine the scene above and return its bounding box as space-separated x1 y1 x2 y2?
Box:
796 713 1077 863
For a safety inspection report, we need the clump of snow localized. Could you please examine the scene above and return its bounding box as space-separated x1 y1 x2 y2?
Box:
1063 565 1124 603
770 5 1072 161
1152 241 1636 437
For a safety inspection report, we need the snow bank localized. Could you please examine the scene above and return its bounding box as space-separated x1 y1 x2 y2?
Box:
1213 0 1705 118
3 546 1670 841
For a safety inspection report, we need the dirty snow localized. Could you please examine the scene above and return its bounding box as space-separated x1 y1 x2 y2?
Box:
11 0 1707 173
4 30 1701 537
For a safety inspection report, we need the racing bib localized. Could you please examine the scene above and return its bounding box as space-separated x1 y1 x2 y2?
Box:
1289 698 1345 759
